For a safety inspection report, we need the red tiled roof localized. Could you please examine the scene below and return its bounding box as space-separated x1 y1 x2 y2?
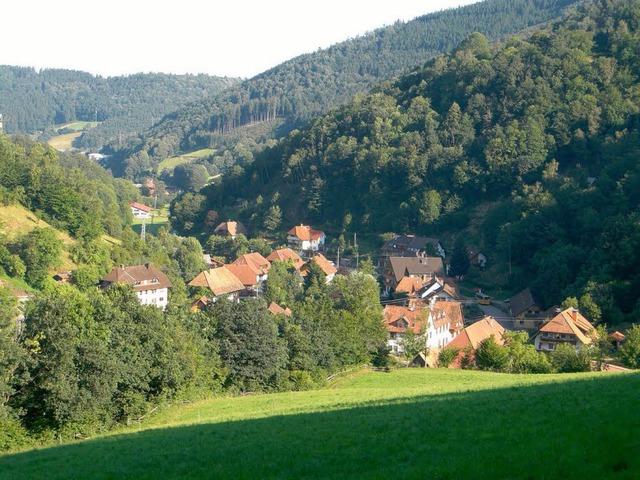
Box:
302 253 337 277
609 331 626 342
267 302 292 317
433 301 464 332
395 276 424 295
266 248 304 270
383 305 430 334
225 263 259 287
446 317 506 350
232 252 271 276
101 264 171 291
538 308 595 345
188 266 244 296
288 224 324 241
214 221 248 237
129 202 151 213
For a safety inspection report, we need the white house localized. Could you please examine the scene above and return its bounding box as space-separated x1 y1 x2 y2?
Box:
287 224 326 254
383 299 464 355
100 263 172 310
129 202 151 219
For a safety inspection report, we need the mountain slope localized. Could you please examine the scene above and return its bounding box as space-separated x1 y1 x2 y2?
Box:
186 0 640 322
106 0 582 179
0 67 240 148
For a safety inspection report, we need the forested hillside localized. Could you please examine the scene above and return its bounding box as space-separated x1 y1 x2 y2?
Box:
104 0 581 179
0 67 239 148
179 0 640 323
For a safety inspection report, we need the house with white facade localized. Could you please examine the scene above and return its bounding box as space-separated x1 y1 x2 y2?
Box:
287 224 326 254
533 308 596 352
129 202 151 219
100 263 171 310
383 299 464 356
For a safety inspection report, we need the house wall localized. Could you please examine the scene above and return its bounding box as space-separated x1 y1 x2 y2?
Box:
131 207 150 219
534 332 580 352
135 287 168 310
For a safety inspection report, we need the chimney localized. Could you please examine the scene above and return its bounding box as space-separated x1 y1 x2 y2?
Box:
571 308 578 322
119 264 125 269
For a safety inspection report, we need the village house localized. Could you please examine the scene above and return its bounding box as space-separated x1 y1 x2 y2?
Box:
188 266 245 302
443 316 506 368
129 202 151 220
509 287 551 330
383 299 464 356
383 255 445 295
287 224 326 255
301 253 338 283
100 263 171 310
381 234 446 259
213 220 248 239
266 248 304 270
533 308 596 352
189 295 209 312
226 252 271 296
52 271 73 285
383 303 429 356
394 276 460 303
467 246 487 268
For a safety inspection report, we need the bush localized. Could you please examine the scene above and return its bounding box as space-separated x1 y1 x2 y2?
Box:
438 347 460 368
0 408 30 452
550 343 591 373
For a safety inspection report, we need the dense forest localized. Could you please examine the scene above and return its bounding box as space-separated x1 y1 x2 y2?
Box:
172 0 640 323
104 0 581 179
0 67 239 148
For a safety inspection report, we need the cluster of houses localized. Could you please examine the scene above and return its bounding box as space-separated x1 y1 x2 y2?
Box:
94 226 625 367
98 222 336 314
378 235 624 368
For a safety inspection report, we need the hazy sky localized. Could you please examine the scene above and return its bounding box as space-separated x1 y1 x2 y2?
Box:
4 1 480 79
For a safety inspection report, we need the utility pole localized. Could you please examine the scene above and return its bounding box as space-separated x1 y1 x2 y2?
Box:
336 247 340 269
141 217 146 241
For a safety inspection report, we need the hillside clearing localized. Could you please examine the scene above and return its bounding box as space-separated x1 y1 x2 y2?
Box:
1 368 638 479
157 149 216 173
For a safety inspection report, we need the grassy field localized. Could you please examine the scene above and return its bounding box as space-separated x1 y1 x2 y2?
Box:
0 205 77 272
131 205 170 236
47 132 82 151
48 122 100 150
0 368 638 479
0 205 119 273
56 121 99 132
157 149 216 173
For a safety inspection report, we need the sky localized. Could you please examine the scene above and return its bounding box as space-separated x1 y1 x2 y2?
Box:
3 0 481 79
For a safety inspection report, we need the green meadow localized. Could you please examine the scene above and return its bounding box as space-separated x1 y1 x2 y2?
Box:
157 149 216 174
1 369 638 479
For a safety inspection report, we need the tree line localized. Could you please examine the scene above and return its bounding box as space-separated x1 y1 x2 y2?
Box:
0 266 385 450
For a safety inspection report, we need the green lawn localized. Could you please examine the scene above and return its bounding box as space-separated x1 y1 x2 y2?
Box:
131 205 170 236
1 369 638 479
56 121 100 132
157 149 216 174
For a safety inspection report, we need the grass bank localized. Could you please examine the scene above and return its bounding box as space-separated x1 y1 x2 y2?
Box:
0 369 638 479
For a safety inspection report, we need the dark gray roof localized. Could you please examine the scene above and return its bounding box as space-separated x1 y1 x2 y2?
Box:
388 256 445 283
509 287 540 317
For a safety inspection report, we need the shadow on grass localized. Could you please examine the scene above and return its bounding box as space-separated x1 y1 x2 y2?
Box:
1 373 639 479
